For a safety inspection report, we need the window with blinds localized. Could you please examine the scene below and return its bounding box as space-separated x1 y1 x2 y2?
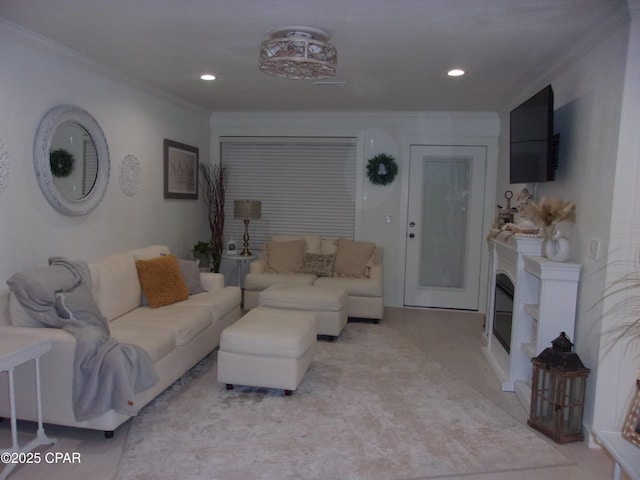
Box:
220 137 357 252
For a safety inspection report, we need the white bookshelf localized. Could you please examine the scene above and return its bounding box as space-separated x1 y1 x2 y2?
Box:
483 233 581 411
514 255 581 409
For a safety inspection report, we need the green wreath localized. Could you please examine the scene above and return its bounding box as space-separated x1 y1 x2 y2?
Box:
50 148 75 178
366 153 398 186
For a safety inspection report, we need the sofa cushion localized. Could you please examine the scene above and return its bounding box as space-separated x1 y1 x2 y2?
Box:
135 255 190 308
111 304 212 346
126 245 171 261
300 253 335 277
244 272 317 291
110 323 175 363
265 239 306 273
271 234 321 254
320 238 338 255
314 276 382 297
89 253 143 322
178 286 242 320
333 238 376 278
259 284 347 311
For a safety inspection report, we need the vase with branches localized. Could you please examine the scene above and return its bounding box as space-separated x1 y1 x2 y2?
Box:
522 196 576 261
199 163 229 273
523 196 576 238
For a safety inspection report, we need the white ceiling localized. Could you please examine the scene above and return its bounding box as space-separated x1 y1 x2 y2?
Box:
0 0 630 112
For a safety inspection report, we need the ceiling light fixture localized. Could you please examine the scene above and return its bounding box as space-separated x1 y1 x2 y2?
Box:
447 69 465 77
200 74 216 81
258 26 337 80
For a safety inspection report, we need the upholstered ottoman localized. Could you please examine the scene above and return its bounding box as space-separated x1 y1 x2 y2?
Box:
217 307 316 395
258 284 348 339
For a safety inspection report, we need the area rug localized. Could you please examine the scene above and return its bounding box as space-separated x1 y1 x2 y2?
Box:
116 323 572 480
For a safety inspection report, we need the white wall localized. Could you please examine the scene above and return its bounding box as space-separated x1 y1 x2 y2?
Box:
593 0 640 436
210 112 499 310
495 8 640 438
0 21 211 284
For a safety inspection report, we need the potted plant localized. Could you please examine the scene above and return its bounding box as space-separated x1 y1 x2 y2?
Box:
199 163 229 273
192 241 213 270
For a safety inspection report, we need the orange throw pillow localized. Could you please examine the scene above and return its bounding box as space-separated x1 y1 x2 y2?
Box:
135 255 189 308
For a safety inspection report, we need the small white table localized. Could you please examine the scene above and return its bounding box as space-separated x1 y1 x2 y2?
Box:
220 253 255 288
595 431 640 480
0 335 56 480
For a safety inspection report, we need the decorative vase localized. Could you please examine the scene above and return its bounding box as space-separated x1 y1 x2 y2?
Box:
540 225 554 258
545 233 570 262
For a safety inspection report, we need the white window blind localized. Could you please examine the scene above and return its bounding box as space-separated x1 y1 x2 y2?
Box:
221 137 357 252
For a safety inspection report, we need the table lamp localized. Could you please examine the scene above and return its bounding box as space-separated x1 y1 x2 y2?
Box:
234 200 261 256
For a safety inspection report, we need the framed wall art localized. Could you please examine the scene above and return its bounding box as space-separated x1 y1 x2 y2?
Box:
163 139 198 199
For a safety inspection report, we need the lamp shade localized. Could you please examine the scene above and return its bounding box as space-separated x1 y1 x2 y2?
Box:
234 200 261 220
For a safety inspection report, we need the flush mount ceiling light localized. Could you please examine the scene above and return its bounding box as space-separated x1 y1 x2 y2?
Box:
447 69 465 77
258 26 337 80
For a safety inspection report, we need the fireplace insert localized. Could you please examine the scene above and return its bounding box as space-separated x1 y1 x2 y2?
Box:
493 273 514 353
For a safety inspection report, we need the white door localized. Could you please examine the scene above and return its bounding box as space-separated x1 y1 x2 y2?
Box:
404 145 486 310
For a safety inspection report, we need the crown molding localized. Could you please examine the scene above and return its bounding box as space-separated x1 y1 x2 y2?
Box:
0 17 209 115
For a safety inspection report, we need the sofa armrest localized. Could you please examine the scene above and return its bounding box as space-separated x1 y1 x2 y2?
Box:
0 324 74 343
249 258 267 274
369 264 383 281
0 324 77 423
200 272 225 291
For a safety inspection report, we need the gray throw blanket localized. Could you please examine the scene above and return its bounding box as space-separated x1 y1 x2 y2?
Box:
7 257 158 422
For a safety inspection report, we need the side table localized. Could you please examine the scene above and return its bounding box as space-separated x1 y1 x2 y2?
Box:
220 253 255 288
595 431 640 480
0 334 56 479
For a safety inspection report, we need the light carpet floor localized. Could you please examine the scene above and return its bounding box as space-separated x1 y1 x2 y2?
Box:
116 323 572 480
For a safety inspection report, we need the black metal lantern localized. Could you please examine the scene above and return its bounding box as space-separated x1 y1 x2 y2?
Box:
528 332 590 443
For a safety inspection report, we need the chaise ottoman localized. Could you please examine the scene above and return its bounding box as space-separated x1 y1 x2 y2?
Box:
258 284 348 339
217 307 316 395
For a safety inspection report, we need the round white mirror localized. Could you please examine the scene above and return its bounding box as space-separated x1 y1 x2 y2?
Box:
34 105 110 216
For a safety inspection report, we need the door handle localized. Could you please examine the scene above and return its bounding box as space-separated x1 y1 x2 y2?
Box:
409 222 416 228
409 233 415 238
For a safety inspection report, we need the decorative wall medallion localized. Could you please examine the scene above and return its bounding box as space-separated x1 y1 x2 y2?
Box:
119 154 141 196
0 140 10 194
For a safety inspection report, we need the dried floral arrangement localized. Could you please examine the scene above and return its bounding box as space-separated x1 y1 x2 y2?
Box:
523 196 576 229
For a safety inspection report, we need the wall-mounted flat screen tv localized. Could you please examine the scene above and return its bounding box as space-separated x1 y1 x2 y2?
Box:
509 85 559 184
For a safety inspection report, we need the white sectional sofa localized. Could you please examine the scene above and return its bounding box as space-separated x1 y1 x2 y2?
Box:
243 235 383 321
0 245 242 437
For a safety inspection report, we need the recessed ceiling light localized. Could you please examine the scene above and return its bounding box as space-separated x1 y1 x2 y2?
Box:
447 69 465 77
200 74 216 81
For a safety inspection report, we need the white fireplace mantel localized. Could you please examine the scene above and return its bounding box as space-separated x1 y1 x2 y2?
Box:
481 232 581 410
